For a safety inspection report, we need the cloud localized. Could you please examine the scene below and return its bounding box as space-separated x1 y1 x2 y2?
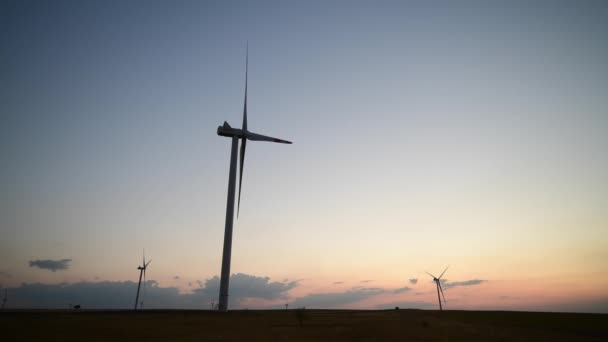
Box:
28 259 72 272
293 287 384 308
409 278 418 285
294 284 414 308
7 277 603 313
333 281 344 284
499 295 519 300
4 273 299 309
360 279 373 283
442 279 486 289
6 281 179 309
195 274 298 301
392 286 412 294
173 276 180 280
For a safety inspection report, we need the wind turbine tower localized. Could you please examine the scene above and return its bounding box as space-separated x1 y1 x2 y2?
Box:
216 46 292 312
426 266 448 311
134 251 151 310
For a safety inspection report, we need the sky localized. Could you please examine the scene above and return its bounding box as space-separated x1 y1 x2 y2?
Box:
1 0 607 312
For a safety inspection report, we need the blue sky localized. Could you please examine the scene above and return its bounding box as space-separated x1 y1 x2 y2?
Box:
1 0 607 311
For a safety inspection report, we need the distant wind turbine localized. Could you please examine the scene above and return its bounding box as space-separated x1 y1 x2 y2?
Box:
216 45 292 312
134 251 151 310
426 266 448 311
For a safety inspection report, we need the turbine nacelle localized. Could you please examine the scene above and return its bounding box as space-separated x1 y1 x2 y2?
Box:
217 122 292 144
217 122 244 138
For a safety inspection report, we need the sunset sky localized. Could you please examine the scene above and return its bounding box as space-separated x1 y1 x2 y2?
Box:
1 0 607 312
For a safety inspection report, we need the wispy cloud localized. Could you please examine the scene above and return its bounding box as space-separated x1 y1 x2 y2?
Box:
293 287 384 308
173 276 180 280
409 278 418 285
442 279 486 289
333 281 344 284
392 286 412 294
360 279 373 283
28 259 72 272
499 295 519 300
295 284 415 308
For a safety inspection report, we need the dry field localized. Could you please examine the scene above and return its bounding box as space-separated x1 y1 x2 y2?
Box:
1 309 607 341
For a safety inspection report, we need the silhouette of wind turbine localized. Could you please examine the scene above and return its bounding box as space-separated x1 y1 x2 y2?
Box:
216 45 292 312
134 251 151 310
426 266 448 311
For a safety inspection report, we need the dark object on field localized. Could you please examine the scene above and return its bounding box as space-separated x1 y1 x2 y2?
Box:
73 305 81 310
395 307 399 310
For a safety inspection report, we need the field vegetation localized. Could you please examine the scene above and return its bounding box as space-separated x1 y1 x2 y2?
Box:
2 309 607 341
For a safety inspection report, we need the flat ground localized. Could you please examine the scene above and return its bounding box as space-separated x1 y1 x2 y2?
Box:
1 309 607 341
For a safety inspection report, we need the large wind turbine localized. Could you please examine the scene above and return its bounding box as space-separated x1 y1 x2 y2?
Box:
216 46 292 312
426 266 448 311
134 251 151 310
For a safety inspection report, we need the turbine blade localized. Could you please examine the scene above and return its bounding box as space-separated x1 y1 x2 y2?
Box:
145 259 152 268
245 131 292 144
242 43 248 132
142 249 145 267
425 271 437 279
439 282 447 303
237 43 248 219
237 138 246 218
439 265 450 279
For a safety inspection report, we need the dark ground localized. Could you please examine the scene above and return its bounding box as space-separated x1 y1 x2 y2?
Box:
1 309 607 341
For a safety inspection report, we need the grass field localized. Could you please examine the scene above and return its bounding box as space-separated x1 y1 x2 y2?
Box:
2 309 607 341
